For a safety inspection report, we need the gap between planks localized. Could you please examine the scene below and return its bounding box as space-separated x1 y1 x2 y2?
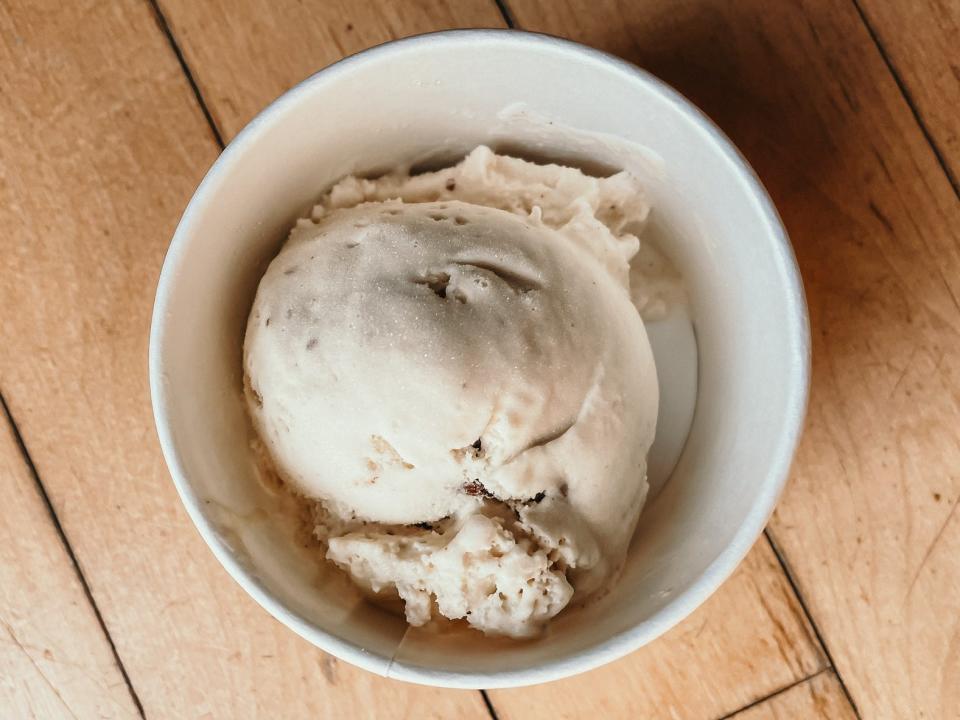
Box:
145 0 225 150
764 530 861 720
713 667 834 720
493 0 516 28
850 0 959 199
0 393 147 719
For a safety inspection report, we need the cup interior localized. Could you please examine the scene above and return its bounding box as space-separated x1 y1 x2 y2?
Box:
151 31 808 688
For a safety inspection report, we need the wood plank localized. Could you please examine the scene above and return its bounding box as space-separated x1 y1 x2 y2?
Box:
0 405 140 719
506 1 960 718
488 541 825 720
0 1 489 717
855 0 960 184
732 671 857 720
156 0 507 141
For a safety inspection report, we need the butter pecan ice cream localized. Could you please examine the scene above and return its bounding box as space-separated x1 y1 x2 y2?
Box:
244 147 658 637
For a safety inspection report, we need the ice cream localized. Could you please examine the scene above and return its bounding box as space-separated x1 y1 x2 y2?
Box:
244 146 659 638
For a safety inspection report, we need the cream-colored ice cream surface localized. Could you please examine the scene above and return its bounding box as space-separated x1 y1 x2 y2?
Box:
244 146 661 638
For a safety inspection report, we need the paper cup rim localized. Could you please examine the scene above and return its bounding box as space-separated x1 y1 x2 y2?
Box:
150 29 810 688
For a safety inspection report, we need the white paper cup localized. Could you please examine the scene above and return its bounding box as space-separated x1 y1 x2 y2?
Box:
150 30 809 688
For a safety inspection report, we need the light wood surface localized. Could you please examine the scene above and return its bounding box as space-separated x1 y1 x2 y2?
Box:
733 671 858 720
506 0 960 718
1 0 957 717
0 404 141 720
855 0 960 184
488 541 824 720
156 0 506 141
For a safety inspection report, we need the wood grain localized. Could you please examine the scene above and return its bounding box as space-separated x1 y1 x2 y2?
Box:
855 0 960 186
156 0 507 141
506 0 960 718
488 540 825 720
4 0 956 716
733 671 857 720
0 406 141 719
0 1 488 717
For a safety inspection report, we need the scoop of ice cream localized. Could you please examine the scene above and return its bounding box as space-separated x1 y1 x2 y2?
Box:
244 147 658 636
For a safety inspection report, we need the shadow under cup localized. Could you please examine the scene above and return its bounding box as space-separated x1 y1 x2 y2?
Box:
150 31 809 688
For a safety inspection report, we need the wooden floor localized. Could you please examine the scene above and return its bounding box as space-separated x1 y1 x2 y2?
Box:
1 1 957 718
